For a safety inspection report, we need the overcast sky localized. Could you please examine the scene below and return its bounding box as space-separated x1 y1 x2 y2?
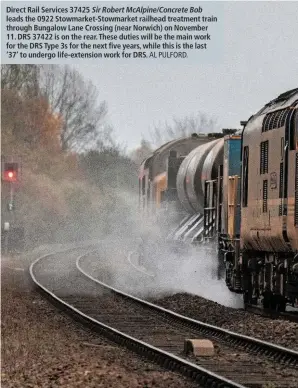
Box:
70 1 298 151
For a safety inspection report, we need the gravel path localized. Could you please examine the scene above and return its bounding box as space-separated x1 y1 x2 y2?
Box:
151 293 298 351
1 255 199 388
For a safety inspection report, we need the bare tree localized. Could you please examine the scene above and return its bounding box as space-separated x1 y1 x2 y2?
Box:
129 139 152 165
1 65 40 97
79 145 138 191
40 65 108 151
148 113 218 147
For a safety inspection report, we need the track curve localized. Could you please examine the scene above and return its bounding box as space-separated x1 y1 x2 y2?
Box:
30 248 298 388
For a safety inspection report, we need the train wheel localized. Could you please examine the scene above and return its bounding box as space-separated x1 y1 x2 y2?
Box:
262 289 272 309
243 290 252 305
274 294 286 312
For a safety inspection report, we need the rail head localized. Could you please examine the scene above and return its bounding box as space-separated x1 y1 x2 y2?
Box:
77 252 298 362
29 249 245 388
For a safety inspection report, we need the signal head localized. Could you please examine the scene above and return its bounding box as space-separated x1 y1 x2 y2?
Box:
2 162 18 182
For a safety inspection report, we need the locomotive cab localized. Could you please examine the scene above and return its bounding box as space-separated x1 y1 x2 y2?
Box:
240 88 298 311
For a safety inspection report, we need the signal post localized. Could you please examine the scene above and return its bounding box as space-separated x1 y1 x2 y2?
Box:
1 156 21 254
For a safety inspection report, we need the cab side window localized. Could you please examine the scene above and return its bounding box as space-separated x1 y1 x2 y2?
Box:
289 107 298 150
295 109 298 150
242 146 249 207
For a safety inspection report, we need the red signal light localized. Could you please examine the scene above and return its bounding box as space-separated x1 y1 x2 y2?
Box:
4 170 17 182
2 163 18 182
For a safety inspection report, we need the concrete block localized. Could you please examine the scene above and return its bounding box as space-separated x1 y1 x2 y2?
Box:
184 339 215 356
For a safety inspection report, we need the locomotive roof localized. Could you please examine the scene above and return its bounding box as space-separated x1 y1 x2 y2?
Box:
147 131 232 158
151 134 210 155
242 87 298 137
253 88 298 118
139 130 240 171
140 134 209 168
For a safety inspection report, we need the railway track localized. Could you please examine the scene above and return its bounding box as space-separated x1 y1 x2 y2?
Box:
128 248 298 325
30 248 298 388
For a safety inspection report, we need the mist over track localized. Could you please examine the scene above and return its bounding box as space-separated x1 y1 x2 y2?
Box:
29 246 298 388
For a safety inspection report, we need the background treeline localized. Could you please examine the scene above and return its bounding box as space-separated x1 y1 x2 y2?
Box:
1 64 218 251
1 64 141 250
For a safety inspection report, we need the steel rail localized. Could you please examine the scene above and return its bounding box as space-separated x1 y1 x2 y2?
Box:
127 247 298 326
29 249 245 388
77 252 298 367
127 250 155 277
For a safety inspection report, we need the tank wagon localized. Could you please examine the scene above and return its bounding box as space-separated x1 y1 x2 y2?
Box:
139 88 298 311
139 132 227 216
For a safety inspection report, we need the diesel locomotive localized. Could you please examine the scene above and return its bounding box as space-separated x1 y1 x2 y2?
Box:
139 88 298 311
